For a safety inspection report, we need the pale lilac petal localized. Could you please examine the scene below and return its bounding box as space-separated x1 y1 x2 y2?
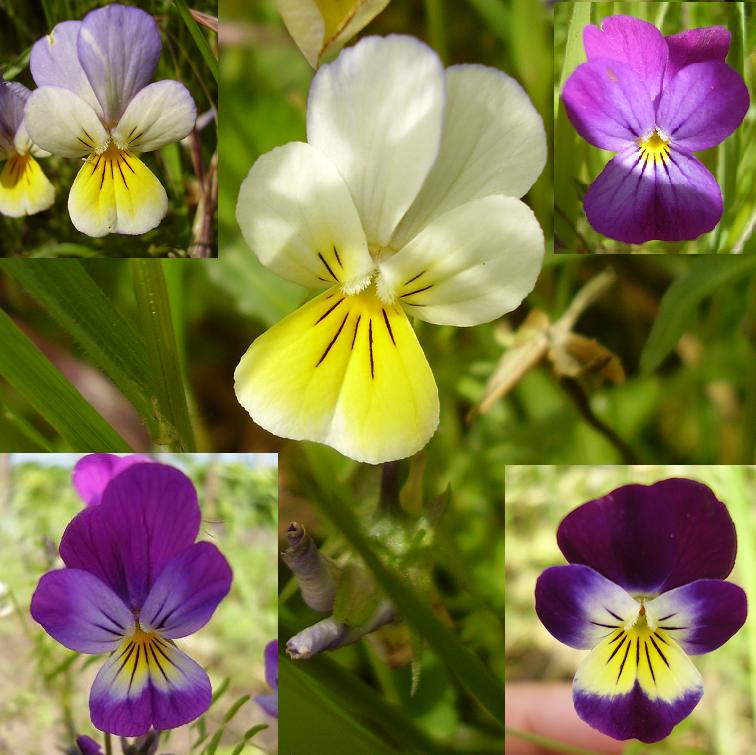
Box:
0 82 27 154
140 542 232 638
656 61 749 151
72 453 153 507
583 15 668 104
663 26 730 86
30 568 134 653
77 4 162 124
562 59 655 151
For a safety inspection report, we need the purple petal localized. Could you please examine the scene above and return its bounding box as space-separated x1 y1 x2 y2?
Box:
557 478 737 595
90 636 211 736
649 579 747 655
72 453 153 507
255 692 277 719
264 639 278 691
562 59 654 151
584 143 722 244
30 568 133 653
535 565 639 649
656 61 749 151
664 27 730 86
60 463 201 608
77 4 161 124
583 15 668 104
0 82 26 149
140 542 232 638
76 736 104 755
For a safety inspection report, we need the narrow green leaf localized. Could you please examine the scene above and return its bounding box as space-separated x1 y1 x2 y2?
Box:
173 0 218 83
640 256 756 373
3 261 158 437
0 308 131 450
463 0 509 41
210 677 231 706
506 727 603 755
230 724 268 755
131 260 196 451
558 1 591 93
201 729 223 755
223 694 251 724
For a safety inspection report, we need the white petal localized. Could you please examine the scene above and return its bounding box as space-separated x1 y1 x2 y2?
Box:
391 65 547 249
111 81 196 153
236 141 374 290
307 35 445 247
25 87 107 158
379 195 544 327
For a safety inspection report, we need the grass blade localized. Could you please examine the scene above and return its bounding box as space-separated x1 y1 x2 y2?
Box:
173 0 218 83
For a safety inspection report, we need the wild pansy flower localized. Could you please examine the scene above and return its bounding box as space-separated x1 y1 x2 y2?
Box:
235 35 546 464
563 15 749 245
255 640 278 718
0 75 55 217
31 456 232 737
25 3 196 237
535 478 747 743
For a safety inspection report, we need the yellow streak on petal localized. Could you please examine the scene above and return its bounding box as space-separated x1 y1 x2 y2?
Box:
0 153 55 217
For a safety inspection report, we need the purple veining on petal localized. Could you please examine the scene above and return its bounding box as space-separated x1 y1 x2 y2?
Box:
72 453 153 507
664 26 730 85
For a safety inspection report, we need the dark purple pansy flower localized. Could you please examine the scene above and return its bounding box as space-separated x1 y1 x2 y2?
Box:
73 453 153 507
563 15 749 244
31 458 233 737
535 478 747 743
255 640 278 718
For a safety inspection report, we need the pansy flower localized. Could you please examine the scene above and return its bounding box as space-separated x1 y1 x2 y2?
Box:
235 34 546 464
535 478 747 743
255 640 278 718
0 75 55 217
562 15 749 245
31 457 232 737
25 3 196 237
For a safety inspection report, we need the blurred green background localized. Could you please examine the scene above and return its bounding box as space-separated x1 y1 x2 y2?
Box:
505 465 756 755
0 453 277 754
555 1 754 254
0 0 217 258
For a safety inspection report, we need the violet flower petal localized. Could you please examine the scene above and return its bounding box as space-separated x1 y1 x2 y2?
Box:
663 26 730 86
76 736 104 755
72 453 152 507
562 59 655 151
140 542 232 638
30 568 134 653
535 564 639 649
60 463 201 608
584 143 722 244
255 640 278 718
0 82 27 151
656 60 749 151
255 693 278 718
77 3 161 124
583 15 668 104
648 579 748 655
557 479 737 595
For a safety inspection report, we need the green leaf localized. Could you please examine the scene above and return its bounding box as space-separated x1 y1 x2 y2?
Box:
0 308 131 450
640 256 756 373
558 0 590 92
2 260 158 437
173 0 218 83
223 694 251 724
230 725 269 755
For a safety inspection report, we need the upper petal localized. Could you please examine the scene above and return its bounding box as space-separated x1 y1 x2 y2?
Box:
307 35 445 247
390 64 546 248
663 26 730 87
562 59 655 151
583 15 668 104
111 80 196 153
647 579 747 655
0 82 28 155
379 195 544 327
30 20 103 117
557 478 737 595
25 87 108 158
78 3 162 124
234 286 439 464
140 542 232 638
236 141 373 291
72 453 153 507
535 564 640 649
59 462 201 608
30 568 134 653
656 61 749 151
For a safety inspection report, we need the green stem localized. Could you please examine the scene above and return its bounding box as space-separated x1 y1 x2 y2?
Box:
104 733 113 755
505 727 603 755
172 0 218 82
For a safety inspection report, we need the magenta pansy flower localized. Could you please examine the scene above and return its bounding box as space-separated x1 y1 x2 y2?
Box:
31 456 233 737
255 640 278 718
535 478 747 743
563 15 749 244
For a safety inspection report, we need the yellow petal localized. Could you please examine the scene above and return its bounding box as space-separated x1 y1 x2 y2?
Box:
68 147 167 237
0 153 55 217
235 285 439 463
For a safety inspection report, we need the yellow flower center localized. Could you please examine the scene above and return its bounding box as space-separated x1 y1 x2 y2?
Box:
639 129 670 166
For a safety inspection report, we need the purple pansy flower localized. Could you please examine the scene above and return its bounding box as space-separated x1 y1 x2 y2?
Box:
31 457 233 737
24 3 196 237
562 15 749 245
535 478 747 743
255 640 278 718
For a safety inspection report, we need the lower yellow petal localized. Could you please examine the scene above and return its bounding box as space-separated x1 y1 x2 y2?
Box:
235 285 439 463
0 153 55 217
68 147 167 237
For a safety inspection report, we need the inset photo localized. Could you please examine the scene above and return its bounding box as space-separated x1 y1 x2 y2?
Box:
0 1 217 258
554 2 752 254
